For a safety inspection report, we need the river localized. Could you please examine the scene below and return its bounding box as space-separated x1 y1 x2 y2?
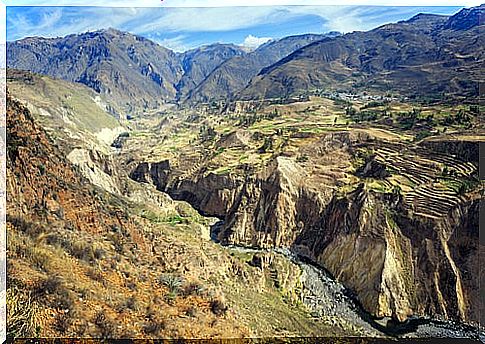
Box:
211 221 483 340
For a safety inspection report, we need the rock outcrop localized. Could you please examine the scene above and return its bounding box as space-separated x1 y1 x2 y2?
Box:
6 93 132 234
129 130 482 325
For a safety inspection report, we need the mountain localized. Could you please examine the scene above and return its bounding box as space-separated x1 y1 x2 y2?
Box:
7 6 483 108
176 43 247 100
7 69 128 194
443 3 484 30
130 128 482 325
7 28 185 117
5 93 249 337
239 5 484 101
185 33 339 103
6 6 484 338
7 30 337 110
7 69 123 150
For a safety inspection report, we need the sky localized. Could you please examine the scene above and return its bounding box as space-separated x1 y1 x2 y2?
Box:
6 5 467 51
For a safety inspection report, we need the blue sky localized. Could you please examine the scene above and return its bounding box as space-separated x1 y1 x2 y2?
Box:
7 5 464 51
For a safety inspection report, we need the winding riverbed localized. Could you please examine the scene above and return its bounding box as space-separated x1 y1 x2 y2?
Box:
211 221 482 340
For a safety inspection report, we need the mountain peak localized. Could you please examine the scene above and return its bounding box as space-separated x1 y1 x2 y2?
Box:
406 13 448 23
443 4 484 30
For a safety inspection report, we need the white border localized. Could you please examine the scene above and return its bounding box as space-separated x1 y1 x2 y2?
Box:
1 1 481 341
4 0 483 7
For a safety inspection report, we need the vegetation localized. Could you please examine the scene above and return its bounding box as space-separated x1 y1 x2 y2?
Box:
6 286 43 338
6 51 482 338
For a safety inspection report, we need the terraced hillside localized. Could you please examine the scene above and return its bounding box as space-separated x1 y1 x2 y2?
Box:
364 143 478 219
8 89 385 339
123 94 482 327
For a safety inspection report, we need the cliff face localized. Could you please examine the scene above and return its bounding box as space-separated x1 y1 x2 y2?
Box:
6 94 127 234
220 156 331 248
295 185 480 324
130 131 482 325
8 94 285 338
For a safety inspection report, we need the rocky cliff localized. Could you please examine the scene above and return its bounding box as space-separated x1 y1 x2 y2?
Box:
6 92 126 234
130 130 482 325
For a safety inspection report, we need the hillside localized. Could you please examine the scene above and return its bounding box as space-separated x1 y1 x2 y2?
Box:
176 44 247 100
8 90 379 338
7 7 484 109
239 6 484 101
7 28 183 117
7 30 330 115
185 34 336 103
123 93 483 328
7 69 123 152
5 4 484 340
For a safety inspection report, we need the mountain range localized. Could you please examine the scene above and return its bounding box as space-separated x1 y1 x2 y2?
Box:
240 6 484 101
7 29 336 116
7 5 482 117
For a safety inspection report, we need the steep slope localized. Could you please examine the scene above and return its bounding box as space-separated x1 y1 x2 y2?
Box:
6 95 245 338
185 34 337 103
128 125 482 326
176 44 247 100
6 93 125 235
7 69 127 194
7 93 364 339
7 69 123 150
7 28 183 117
240 5 484 101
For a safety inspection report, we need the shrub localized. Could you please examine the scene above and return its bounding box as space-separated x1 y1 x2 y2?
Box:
257 137 273 153
210 298 228 316
70 241 96 262
6 287 42 338
27 247 52 272
125 296 139 311
159 274 183 293
93 310 117 338
296 154 309 163
53 288 76 311
34 275 62 296
86 267 105 284
53 312 73 334
142 319 165 336
414 130 432 141
93 247 105 260
185 306 197 317
165 291 177 305
7 215 44 238
37 164 46 175
181 282 205 297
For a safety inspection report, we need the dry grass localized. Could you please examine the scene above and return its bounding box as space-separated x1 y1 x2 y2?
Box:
6 286 43 338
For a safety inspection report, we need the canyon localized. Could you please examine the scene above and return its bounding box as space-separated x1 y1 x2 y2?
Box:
5 4 484 340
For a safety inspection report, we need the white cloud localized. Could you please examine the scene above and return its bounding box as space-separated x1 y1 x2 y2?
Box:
284 5 460 33
133 7 296 33
7 6 297 40
5 4 467 49
149 34 188 52
241 35 272 49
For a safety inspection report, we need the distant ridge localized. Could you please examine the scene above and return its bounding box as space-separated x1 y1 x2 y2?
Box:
7 5 484 113
238 5 484 101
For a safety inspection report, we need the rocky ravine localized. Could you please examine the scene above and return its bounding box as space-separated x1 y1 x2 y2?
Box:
129 131 482 327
